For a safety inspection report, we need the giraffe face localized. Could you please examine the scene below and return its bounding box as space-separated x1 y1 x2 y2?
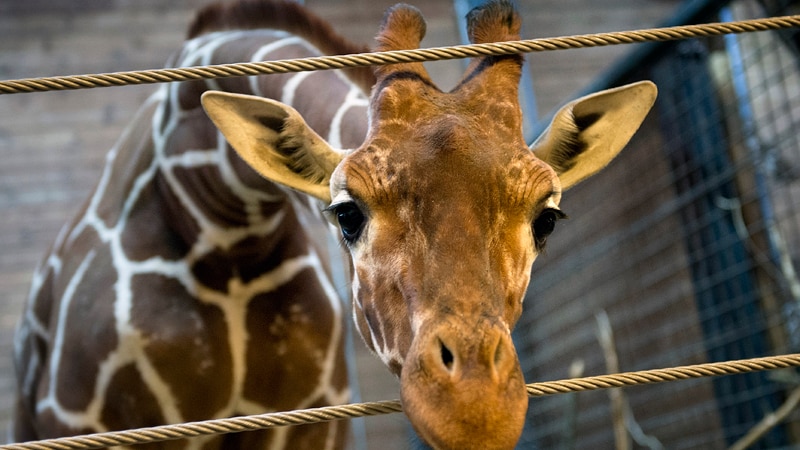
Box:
203 1 657 447
327 101 558 448
328 77 563 363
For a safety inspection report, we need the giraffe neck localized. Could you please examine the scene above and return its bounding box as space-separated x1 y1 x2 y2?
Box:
150 29 369 283
15 19 369 450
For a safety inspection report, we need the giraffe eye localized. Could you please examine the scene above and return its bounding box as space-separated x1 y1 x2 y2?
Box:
332 202 365 243
533 208 566 248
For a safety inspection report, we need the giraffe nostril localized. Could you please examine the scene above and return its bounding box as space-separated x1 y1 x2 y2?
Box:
439 338 454 372
494 338 504 367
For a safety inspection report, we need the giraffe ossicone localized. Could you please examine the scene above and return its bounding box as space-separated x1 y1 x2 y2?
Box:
203 1 656 448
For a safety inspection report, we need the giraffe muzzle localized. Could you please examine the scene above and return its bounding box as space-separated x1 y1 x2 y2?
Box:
400 319 527 449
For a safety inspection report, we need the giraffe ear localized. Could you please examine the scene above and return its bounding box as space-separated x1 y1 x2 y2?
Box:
201 91 344 203
531 81 657 190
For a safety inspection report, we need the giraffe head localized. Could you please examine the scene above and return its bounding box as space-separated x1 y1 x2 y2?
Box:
202 1 656 447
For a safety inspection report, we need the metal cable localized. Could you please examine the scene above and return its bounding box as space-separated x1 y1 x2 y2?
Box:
2 354 799 450
0 400 405 450
527 353 800 396
1 15 799 95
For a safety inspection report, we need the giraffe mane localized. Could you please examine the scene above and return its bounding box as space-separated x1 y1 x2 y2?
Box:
187 0 376 93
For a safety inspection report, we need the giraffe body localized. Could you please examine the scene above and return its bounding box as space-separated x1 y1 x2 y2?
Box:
13 2 372 449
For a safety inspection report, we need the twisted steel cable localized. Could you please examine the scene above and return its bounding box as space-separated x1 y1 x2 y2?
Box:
527 353 800 396
2 354 799 450
0 400 405 450
1 15 799 95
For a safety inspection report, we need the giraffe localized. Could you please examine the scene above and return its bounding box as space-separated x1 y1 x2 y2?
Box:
202 1 657 448
12 0 657 448
12 1 375 449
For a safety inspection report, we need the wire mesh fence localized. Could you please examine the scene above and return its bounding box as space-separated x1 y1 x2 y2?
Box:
515 0 800 448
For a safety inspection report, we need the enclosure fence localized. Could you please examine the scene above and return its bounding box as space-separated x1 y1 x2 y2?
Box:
3 6 800 450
